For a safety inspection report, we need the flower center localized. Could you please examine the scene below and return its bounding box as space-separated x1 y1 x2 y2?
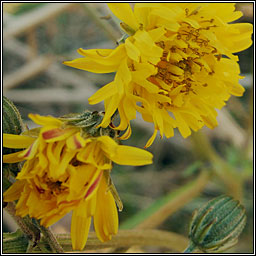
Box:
148 11 222 108
35 175 69 198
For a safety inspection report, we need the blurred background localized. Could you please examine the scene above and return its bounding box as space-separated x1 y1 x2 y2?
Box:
2 3 253 253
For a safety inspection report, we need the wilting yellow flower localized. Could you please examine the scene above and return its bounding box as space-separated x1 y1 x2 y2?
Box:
3 113 153 251
64 3 253 147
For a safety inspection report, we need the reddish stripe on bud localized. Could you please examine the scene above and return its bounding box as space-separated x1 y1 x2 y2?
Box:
42 128 65 140
85 172 103 199
74 135 82 149
23 143 33 158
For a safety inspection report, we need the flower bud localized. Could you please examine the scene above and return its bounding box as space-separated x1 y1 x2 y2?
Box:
59 110 118 139
184 195 246 253
3 96 24 148
3 96 25 183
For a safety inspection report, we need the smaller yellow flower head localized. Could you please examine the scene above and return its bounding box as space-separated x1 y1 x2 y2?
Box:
64 3 253 147
3 113 153 251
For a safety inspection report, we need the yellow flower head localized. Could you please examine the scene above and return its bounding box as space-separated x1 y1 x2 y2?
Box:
3 112 153 251
64 3 253 147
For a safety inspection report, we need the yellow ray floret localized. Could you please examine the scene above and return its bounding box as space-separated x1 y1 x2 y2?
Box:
64 3 253 147
3 113 153 251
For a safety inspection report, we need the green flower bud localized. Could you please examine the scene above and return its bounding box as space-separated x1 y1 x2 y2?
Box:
59 110 118 139
184 195 246 253
3 96 24 152
3 96 25 184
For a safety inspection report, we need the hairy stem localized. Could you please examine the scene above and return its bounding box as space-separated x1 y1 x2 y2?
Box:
41 229 188 253
4 202 40 244
35 221 64 253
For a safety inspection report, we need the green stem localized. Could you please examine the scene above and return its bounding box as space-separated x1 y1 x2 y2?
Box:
5 202 40 243
183 241 197 253
39 229 188 253
3 229 188 253
35 221 64 253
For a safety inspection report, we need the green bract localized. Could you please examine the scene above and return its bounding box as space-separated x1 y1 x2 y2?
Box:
3 96 24 154
185 195 246 253
3 96 25 182
59 110 118 139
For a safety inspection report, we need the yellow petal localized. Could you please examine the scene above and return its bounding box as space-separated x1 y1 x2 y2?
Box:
174 112 191 138
151 8 181 31
46 142 58 165
147 27 166 42
153 109 164 138
71 201 92 251
100 95 120 128
66 132 86 150
88 81 117 105
78 48 113 58
202 3 242 22
63 58 118 74
134 3 151 27
44 140 64 170
163 121 174 138
114 102 129 131
227 82 245 96
18 139 39 160
115 59 131 94
15 185 30 217
131 70 159 93
41 211 69 228
50 150 76 180
94 177 118 242
3 180 26 202
32 200 57 220
110 145 153 166
3 133 36 149
201 110 218 129
134 30 163 59
16 159 36 179
122 97 136 120
41 127 76 143
180 112 203 132
68 165 102 201
97 136 118 158
76 141 96 164
125 38 140 62
84 171 103 201
3 151 25 163
87 196 97 217
28 113 62 127
119 125 132 140
230 37 253 53
77 44 126 65
107 3 139 31
145 129 158 148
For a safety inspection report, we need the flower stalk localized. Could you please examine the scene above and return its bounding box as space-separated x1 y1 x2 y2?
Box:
183 242 197 253
3 229 189 253
35 220 64 253
4 202 41 247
